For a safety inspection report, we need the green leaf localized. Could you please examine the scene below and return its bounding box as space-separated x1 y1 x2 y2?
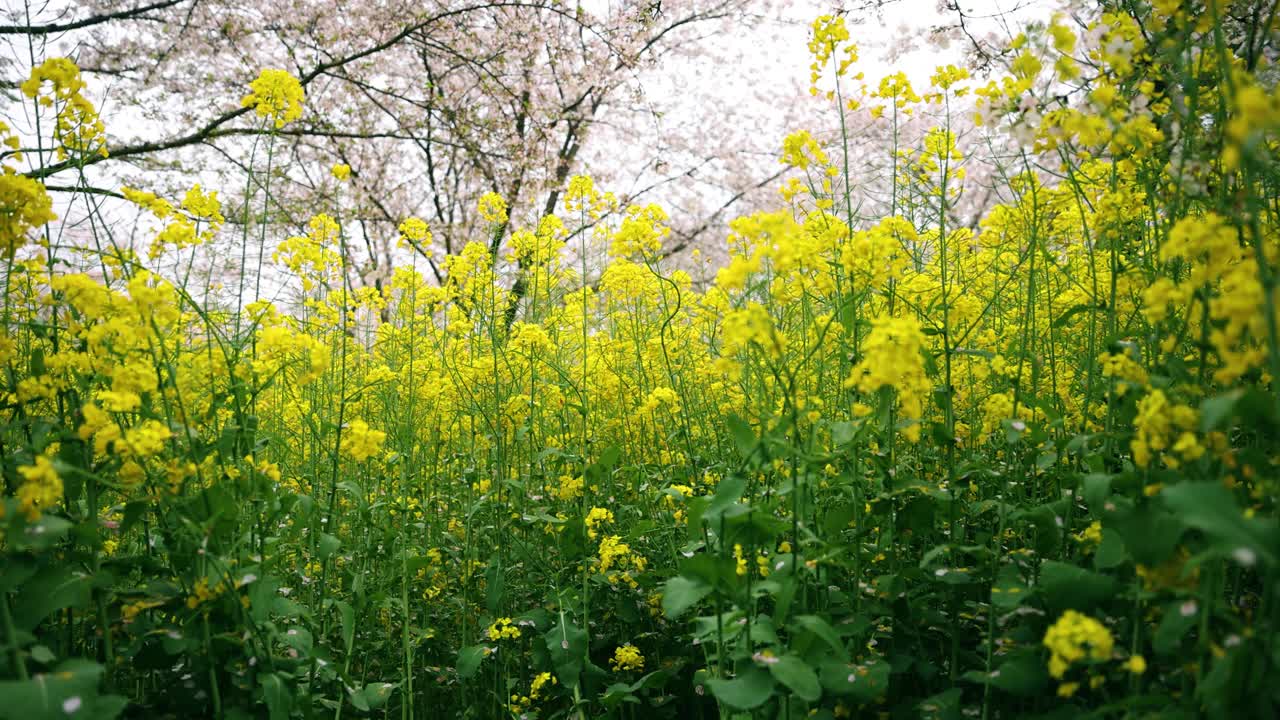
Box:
769 655 821 702
456 645 489 680
792 615 848 661
600 670 670 707
261 673 293 720
282 626 313 655
1053 303 1099 328
585 446 620 485
317 533 341 561
991 563 1028 610
1038 560 1117 612
11 566 90 632
703 473 747 523
962 650 1047 696
350 683 395 711
0 660 123 720
830 421 856 447
897 495 935 535
1154 600 1199 655
1162 482 1277 566
600 682 640 708
0 557 37 594
727 415 758 460
1199 390 1244 432
662 576 712 619
9 515 73 551
818 657 889 702
1016 504 1063 557
120 500 150 534
1110 503 1182 565
485 558 505 616
545 617 588 688
821 503 858 537
707 667 774 710
1094 527 1127 569
916 688 963 720
335 600 355 652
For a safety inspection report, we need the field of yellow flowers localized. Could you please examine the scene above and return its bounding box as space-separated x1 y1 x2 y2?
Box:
3 3 1280 719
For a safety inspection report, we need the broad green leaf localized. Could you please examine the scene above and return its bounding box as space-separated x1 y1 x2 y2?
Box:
485 558 505 615
663 576 712 619
1154 601 1199 655
707 667 774 710
727 415 758 460
961 650 1047 696
1199 390 1244 432
1162 482 1277 566
545 617 588 687
456 645 489 680
1094 527 1127 569
1110 503 1183 566
282 626 313 655
0 660 123 720
350 683 395 711
991 563 1028 610
11 566 90 632
317 533 341 561
335 600 355 651
262 673 293 720
1038 560 1117 612
821 502 858 537
818 657 889 702
792 615 848 661
769 654 821 702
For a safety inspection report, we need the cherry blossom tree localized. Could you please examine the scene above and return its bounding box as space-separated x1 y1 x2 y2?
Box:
5 1 820 285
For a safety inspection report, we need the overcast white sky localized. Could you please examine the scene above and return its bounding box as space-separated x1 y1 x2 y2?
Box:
573 0 1048 264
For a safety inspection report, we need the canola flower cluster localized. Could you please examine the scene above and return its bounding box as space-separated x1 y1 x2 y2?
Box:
1043 610 1114 679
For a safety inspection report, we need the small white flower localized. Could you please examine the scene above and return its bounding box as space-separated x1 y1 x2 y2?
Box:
1232 547 1257 567
63 696 82 714
1011 421 1026 432
1180 600 1198 617
935 568 948 577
